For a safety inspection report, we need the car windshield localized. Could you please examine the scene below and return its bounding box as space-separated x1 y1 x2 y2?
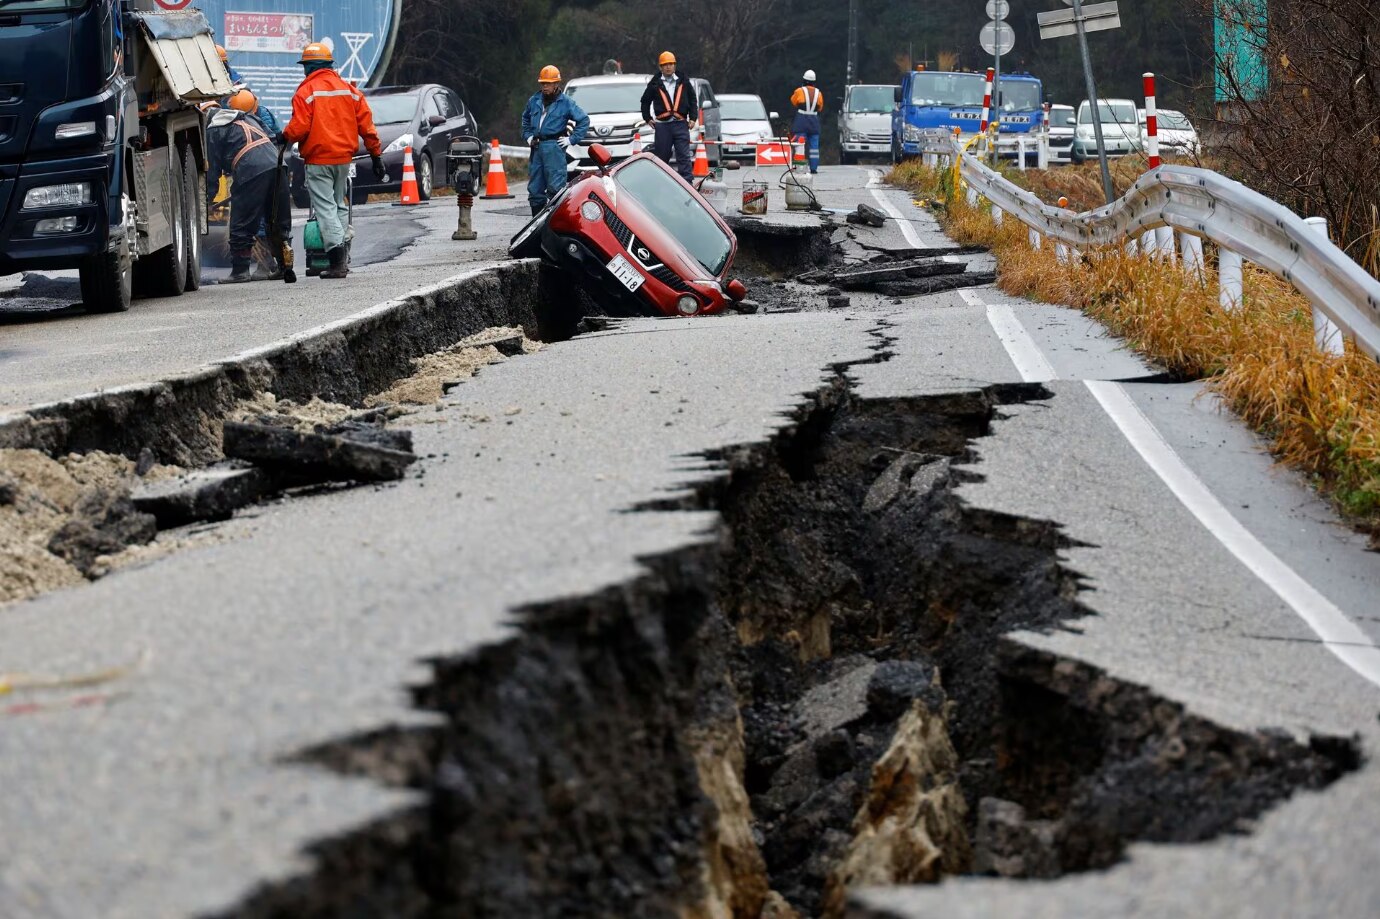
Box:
1051 106 1075 126
1157 110 1193 130
565 82 644 115
908 73 984 107
995 81 1040 112
615 157 732 276
720 97 767 121
847 86 895 113
1078 101 1136 124
0 0 86 10
367 94 419 125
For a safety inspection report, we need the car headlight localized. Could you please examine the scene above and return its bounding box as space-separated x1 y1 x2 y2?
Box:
55 121 96 140
903 124 923 142
384 133 413 154
23 182 91 209
579 200 602 222
675 295 699 316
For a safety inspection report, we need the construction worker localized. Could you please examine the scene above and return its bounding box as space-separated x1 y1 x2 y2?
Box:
204 92 291 283
215 44 280 133
282 42 385 279
521 65 590 216
790 70 824 174
640 51 698 181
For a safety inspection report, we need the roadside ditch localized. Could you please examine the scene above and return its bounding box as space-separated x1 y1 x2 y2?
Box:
219 366 1358 918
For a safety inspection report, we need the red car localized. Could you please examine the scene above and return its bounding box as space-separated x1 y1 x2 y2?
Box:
509 145 747 317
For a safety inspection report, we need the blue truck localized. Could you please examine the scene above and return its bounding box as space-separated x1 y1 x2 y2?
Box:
0 0 232 313
890 67 1043 162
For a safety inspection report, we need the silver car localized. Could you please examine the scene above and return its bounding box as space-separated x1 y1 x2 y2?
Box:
1071 98 1140 163
717 93 777 161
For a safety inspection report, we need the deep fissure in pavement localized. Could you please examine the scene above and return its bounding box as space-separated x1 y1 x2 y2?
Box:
221 375 1357 919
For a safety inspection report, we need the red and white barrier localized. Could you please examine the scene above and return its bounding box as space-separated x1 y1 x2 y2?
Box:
980 67 995 133
1143 72 1160 169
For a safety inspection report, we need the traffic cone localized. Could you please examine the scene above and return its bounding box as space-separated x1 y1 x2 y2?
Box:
792 135 807 168
631 131 643 155
692 138 710 178
482 139 514 199
397 145 423 205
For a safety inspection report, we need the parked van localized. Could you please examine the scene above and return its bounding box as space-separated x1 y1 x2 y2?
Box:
1071 98 1139 162
838 84 898 164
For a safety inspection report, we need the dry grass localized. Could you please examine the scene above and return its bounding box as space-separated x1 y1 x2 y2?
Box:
887 161 1380 525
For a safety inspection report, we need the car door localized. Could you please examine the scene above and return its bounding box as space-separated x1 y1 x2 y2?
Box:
418 91 446 162
696 79 722 163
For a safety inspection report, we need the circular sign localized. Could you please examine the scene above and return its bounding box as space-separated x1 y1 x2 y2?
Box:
979 21 1016 56
156 0 193 9
986 0 1010 19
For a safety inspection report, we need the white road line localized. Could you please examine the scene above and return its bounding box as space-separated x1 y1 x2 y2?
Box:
1086 379 1380 690
962 290 1057 383
977 291 1380 690
867 169 924 248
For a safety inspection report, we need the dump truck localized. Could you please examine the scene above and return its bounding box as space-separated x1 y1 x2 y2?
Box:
0 0 233 313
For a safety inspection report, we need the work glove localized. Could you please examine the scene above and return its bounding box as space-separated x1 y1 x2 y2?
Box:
557 136 571 150
370 154 387 181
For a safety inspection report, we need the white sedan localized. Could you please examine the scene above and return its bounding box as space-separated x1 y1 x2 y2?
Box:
1139 108 1201 158
716 93 778 162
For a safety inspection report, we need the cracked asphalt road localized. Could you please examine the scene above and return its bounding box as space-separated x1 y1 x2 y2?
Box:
1 167 1378 918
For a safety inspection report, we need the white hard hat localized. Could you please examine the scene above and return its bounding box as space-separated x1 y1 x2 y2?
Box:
803 69 817 82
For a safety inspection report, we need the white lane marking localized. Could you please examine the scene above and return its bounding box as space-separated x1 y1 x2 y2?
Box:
962 289 1057 383
1085 379 1380 690
866 170 924 248
979 295 1380 689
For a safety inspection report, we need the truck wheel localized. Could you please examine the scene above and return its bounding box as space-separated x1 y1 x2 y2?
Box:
80 247 133 313
841 151 856 165
133 149 187 297
182 144 204 292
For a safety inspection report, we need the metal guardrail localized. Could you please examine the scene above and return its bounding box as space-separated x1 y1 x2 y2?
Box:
919 135 1380 359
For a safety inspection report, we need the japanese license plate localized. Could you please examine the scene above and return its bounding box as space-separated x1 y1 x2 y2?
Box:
606 253 644 292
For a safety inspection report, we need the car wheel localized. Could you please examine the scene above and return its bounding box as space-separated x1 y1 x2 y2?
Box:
417 153 433 201
133 147 186 298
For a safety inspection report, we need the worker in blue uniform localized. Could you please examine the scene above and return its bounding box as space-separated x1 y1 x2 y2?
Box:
521 65 591 215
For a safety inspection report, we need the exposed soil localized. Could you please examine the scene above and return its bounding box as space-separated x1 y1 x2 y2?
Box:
218 373 1359 919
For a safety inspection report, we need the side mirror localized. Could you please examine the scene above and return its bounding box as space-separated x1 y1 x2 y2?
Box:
768 111 779 120
726 279 747 301
428 114 446 127
589 143 613 169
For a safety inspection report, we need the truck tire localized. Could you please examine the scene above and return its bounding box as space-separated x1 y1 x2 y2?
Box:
80 246 133 313
133 149 186 297
841 151 856 165
183 144 204 292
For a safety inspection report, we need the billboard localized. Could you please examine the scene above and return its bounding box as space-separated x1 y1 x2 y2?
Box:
172 1 402 123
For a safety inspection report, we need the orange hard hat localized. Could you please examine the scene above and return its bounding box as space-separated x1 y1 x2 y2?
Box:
538 64 562 83
228 89 257 113
215 44 228 63
298 42 333 64
658 51 676 66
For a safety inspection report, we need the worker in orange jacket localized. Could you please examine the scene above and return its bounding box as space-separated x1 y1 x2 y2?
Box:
790 70 824 174
282 42 385 279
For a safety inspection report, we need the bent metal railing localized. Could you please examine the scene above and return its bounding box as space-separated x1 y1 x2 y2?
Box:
919 134 1380 360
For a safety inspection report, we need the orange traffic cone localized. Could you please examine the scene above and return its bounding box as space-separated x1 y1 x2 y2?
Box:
482 138 514 199
631 130 643 156
396 145 423 205
692 138 710 177
792 135 807 168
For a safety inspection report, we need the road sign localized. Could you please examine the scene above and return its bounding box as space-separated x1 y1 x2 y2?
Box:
980 21 1015 56
755 142 790 167
1038 2 1120 40
986 0 1009 19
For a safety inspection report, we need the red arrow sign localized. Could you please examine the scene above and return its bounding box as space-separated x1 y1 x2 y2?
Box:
755 142 789 166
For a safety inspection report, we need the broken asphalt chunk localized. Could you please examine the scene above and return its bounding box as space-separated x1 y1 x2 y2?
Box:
223 421 417 484
133 464 276 528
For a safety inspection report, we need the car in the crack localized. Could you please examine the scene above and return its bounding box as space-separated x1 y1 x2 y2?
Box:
508 145 746 318
287 83 480 206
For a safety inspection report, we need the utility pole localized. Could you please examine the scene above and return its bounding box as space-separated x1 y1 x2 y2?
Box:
847 0 859 85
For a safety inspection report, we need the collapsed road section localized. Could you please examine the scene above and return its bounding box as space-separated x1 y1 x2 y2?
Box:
218 374 1357 919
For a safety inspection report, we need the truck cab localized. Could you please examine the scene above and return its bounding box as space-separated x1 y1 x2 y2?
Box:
890 68 1043 162
0 0 224 312
838 84 897 164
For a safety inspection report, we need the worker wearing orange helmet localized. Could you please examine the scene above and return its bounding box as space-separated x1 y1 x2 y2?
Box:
520 65 590 215
640 51 698 181
213 42 281 133
282 41 384 279
206 90 292 283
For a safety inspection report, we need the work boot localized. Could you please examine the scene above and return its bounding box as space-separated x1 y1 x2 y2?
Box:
319 246 349 279
221 257 252 283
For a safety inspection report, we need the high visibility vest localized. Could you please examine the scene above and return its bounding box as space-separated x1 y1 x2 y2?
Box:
657 81 686 121
231 117 274 171
797 86 820 115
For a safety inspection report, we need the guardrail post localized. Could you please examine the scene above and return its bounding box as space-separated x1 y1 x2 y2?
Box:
1056 242 1071 264
1017 136 1027 172
1179 233 1204 279
1126 234 1140 258
967 185 978 207
1305 216 1345 355
1219 248 1243 311
1038 131 1049 170
992 204 1003 226
1155 226 1176 263
1029 228 1042 249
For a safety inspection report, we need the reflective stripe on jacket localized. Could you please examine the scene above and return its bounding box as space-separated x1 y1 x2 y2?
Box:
283 68 383 166
521 92 591 144
791 86 823 115
206 109 277 181
640 74 698 123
